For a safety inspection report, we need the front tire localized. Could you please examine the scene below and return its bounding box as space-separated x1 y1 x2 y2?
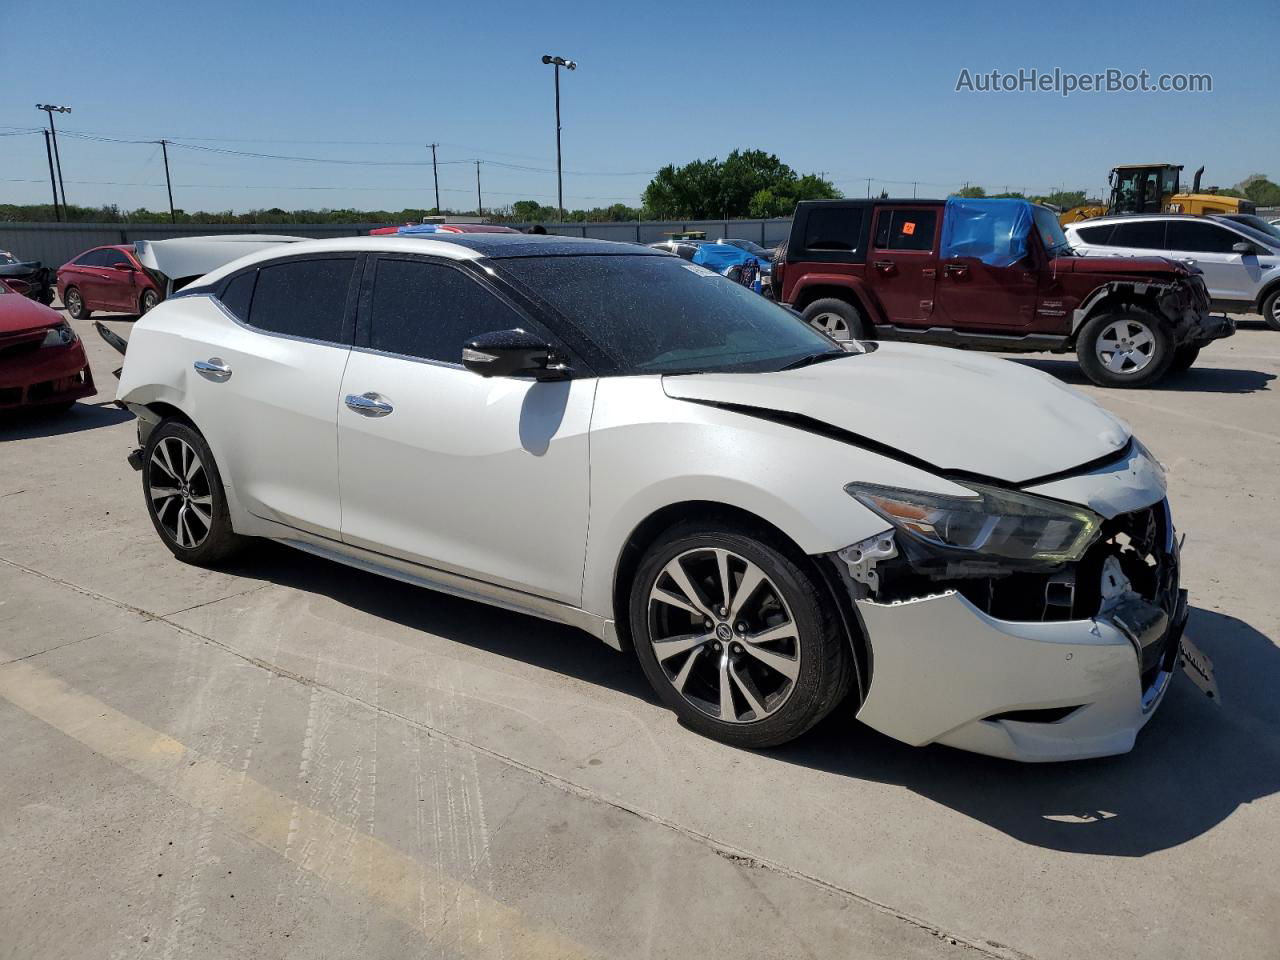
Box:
1076 307 1173 388
143 420 243 565
629 523 853 748
802 297 867 342
1261 287 1280 332
64 286 90 320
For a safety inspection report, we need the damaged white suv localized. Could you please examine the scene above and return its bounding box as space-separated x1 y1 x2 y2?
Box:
115 234 1203 761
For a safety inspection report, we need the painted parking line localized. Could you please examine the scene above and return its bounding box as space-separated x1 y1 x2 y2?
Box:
0 652 594 960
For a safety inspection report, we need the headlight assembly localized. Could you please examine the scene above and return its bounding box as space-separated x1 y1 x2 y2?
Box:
40 322 76 348
845 481 1102 566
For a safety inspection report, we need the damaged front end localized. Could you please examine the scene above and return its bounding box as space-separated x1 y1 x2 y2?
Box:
829 473 1200 761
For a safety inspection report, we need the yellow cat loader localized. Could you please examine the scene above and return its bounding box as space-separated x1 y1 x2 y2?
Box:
1059 164 1255 226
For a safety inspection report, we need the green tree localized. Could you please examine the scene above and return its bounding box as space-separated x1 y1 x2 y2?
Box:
956 185 987 198
642 150 838 219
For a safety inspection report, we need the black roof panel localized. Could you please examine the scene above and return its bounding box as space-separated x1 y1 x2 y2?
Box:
400 233 665 259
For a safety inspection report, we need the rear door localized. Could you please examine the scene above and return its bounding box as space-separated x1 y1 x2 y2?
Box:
188 254 359 538
866 207 939 325
1164 219 1258 303
72 249 114 309
336 254 593 604
1098 219 1168 260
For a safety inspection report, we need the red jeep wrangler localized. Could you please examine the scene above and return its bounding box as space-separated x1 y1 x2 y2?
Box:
774 197 1234 387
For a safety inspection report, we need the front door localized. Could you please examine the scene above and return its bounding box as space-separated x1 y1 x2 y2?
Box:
934 254 1039 330
866 207 939 326
336 255 593 605
1164 219 1259 303
100 247 139 312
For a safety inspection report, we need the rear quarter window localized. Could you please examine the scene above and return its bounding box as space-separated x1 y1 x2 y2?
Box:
217 271 258 321
802 207 864 252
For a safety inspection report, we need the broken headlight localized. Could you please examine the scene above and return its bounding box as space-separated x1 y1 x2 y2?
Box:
844 482 1102 566
39 321 76 348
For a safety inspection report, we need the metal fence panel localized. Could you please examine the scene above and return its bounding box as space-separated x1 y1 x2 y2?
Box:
0 218 797 267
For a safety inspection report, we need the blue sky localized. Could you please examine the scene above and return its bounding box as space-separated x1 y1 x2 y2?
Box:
3 0 1277 214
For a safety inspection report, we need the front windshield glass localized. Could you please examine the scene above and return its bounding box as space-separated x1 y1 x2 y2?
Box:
1032 206 1073 256
498 254 841 375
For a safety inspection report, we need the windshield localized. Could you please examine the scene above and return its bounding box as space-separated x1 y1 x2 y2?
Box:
1228 216 1280 244
0 252 16 265
1032 206 1073 256
497 254 842 375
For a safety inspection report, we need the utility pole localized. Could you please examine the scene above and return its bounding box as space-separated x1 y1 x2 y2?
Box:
475 160 482 216
541 55 577 222
912 181 918 198
36 104 71 209
865 177 872 198
159 139 176 223
428 143 440 214
42 130 61 222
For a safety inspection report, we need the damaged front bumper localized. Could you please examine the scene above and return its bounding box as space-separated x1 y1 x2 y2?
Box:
852 587 1188 762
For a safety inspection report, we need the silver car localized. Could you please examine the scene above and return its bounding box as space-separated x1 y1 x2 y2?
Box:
1065 214 1280 330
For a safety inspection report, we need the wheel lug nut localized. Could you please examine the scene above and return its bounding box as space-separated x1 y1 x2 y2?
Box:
704 619 713 629
735 622 746 633
718 607 727 617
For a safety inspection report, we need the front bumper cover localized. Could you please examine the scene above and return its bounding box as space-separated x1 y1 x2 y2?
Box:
852 588 1187 762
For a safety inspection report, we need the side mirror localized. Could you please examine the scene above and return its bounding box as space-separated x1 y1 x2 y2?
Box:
112 262 135 271
462 329 570 381
1231 241 1257 255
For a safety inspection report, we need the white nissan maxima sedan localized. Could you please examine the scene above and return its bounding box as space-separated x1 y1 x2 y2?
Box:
115 233 1196 761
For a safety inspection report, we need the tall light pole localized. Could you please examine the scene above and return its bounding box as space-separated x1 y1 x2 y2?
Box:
540 55 576 222
159 139 176 223
475 160 482 216
42 130 62 222
36 104 71 210
428 143 440 214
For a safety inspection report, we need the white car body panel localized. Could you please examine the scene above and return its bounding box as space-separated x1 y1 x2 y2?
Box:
116 233 1190 762
337 350 595 605
660 342 1131 484
134 235 306 292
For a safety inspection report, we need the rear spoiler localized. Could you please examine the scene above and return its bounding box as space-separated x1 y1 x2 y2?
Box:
94 234 306 365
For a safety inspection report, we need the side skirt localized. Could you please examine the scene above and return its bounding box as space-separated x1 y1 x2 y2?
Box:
271 532 622 651
875 324 1070 353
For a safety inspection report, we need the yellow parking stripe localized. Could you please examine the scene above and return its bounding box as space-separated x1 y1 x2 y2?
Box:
0 654 594 959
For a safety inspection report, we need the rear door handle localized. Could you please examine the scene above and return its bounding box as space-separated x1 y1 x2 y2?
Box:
344 392 394 417
193 358 232 382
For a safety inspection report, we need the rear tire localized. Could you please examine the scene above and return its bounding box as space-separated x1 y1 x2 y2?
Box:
143 419 244 566
629 522 853 749
1076 307 1174 388
1261 287 1280 332
802 297 867 342
139 288 160 315
64 286 90 320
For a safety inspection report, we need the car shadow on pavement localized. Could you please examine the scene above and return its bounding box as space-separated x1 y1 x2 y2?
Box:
213 545 1279 857
224 542 657 702
775 606 1279 857
0 401 133 441
1014 358 1275 394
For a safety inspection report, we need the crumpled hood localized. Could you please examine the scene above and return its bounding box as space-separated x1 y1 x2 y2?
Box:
661 342 1131 484
1052 255 1188 279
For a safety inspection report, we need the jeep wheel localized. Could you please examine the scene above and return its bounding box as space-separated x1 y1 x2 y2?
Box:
1076 308 1173 388
1262 287 1280 332
802 298 866 342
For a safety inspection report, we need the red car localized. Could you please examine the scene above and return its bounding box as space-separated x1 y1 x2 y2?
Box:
56 244 163 320
0 282 95 413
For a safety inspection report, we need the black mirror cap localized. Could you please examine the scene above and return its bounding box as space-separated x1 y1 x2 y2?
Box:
462 328 571 381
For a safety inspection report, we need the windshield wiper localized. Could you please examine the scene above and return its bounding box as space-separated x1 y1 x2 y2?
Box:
779 350 850 371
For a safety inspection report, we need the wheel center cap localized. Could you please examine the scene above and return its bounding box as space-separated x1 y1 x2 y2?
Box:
715 623 733 642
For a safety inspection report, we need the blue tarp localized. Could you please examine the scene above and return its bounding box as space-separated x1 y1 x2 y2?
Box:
396 224 443 234
691 242 768 274
939 197 1034 267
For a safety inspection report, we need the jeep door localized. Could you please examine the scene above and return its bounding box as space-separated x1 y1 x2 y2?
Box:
335 254 593 605
933 213 1040 331
865 207 939 325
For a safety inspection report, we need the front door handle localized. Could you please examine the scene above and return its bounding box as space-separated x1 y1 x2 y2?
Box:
344 392 394 417
872 260 897 274
194 358 232 382
945 263 970 279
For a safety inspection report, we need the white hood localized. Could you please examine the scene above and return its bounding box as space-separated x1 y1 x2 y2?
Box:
661 342 1130 485
134 235 305 288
